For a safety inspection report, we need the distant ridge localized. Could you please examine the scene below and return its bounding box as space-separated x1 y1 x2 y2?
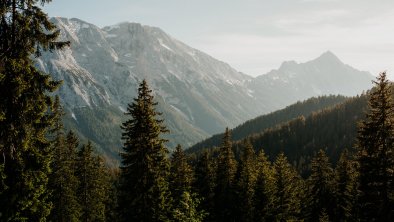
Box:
37 17 374 162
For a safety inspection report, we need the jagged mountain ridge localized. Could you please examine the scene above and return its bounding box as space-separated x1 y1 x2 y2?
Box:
37 17 374 161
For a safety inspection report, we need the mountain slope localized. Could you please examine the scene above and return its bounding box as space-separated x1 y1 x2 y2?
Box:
188 95 349 152
37 17 374 161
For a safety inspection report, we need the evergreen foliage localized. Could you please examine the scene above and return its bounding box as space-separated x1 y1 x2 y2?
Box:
49 102 81 222
271 153 303 221
254 150 275 221
193 150 216 221
76 141 110 222
118 79 171 221
306 150 336 221
172 191 207 222
235 140 258 222
214 127 237 221
334 149 358 221
170 144 194 202
0 0 69 220
356 72 394 221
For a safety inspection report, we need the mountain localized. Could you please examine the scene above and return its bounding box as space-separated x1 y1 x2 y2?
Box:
36 17 374 162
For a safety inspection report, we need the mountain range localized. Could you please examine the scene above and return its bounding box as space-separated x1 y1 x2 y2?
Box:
36 17 374 163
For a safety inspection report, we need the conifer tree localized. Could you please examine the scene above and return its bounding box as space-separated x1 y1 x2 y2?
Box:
254 150 275 221
356 72 394 221
335 149 358 221
76 141 109 222
49 103 81 222
306 150 336 221
236 140 258 222
0 1 69 220
118 79 171 222
271 153 303 221
172 191 207 222
194 150 216 221
214 127 237 221
170 144 194 202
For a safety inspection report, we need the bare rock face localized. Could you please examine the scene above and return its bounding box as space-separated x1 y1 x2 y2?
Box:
38 17 373 161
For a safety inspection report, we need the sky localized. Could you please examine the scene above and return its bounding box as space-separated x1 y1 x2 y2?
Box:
44 0 394 78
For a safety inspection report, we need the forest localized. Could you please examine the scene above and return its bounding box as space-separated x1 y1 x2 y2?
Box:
0 1 393 222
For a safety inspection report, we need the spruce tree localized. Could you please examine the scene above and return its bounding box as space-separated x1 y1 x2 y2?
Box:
170 144 194 202
335 149 358 221
254 150 275 221
356 72 394 221
118 79 171 221
306 150 336 221
193 150 216 221
214 127 237 221
49 103 81 222
0 0 69 220
76 141 109 222
271 153 303 221
236 140 258 222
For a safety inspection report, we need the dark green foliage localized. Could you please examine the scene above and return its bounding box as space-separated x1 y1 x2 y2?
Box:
306 150 336 221
49 104 81 222
170 144 194 202
356 72 394 221
76 141 110 222
335 149 358 221
172 191 207 222
254 150 275 221
235 140 258 222
118 79 171 221
214 127 238 221
0 0 69 220
271 153 303 221
193 150 216 221
189 95 347 153
0 59 57 221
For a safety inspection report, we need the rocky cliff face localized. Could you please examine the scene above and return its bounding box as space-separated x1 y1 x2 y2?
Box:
37 17 374 162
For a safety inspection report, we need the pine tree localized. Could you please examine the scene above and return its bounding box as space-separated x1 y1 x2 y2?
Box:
76 141 109 222
236 140 258 222
254 149 275 221
271 153 303 221
172 191 207 222
356 72 394 221
306 150 336 221
0 0 69 220
49 103 81 222
193 150 216 221
170 144 194 202
214 127 237 221
335 149 358 221
118 79 171 222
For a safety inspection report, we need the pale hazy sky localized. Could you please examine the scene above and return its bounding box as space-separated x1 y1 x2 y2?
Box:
45 0 394 78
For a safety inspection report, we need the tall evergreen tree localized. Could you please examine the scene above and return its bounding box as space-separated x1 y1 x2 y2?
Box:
356 72 394 221
170 144 194 202
306 150 336 221
0 0 69 220
214 127 237 221
49 102 81 222
193 150 216 221
271 153 303 221
118 79 171 221
335 149 358 221
254 150 275 221
236 140 258 222
76 141 109 222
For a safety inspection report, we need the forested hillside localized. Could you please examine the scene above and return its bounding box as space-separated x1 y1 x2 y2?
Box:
189 95 348 152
